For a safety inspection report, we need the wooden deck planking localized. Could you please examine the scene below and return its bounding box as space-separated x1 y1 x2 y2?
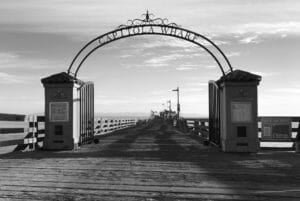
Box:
0 120 299 200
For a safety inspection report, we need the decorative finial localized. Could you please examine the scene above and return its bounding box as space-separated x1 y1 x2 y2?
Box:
118 11 179 28
143 10 153 22
145 10 150 22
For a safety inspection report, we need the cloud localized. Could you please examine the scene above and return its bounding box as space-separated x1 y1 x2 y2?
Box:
95 99 133 105
226 52 241 57
94 95 138 105
186 82 208 87
0 52 19 63
252 71 278 77
183 87 204 93
0 72 27 84
231 21 300 45
146 89 171 96
176 64 199 71
132 37 195 49
180 83 208 94
206 38 230 46
143 53 186 68
258 92 300 116
281 34 287 38
120 63 169 70
141 51 210 69
204 65 217 69
130 34 230 50
119 54 132 58
176 66 196 71
271 87 300 94
144 56 171 66
237 21 300 35
180 94 207 104
234 21 300 44
239 35 260 44
126 37 212 55
0 52 63 70
1 0 300 41
0 51 67 85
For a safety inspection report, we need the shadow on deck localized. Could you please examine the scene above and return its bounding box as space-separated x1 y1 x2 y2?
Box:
0 119 299 200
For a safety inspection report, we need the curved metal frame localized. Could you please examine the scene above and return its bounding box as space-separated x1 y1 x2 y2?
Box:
67 11 233 77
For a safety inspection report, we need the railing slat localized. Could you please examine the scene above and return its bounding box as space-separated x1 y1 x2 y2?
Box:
0 121 27 129
0 139 24 147
0 113 25 121
0 128 24 134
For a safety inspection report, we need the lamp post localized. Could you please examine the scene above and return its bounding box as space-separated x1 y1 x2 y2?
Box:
167 100 171 112
172 87 180 119
166 100 171 119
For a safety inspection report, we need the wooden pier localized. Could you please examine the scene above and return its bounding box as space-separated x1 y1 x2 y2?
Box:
0 119 299 201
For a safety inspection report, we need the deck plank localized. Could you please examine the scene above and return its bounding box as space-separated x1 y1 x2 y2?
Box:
0 119 299 200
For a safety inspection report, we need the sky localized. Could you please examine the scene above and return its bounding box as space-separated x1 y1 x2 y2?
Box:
0 0 299 117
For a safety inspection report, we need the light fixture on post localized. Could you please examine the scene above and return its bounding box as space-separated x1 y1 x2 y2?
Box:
172 87 180 119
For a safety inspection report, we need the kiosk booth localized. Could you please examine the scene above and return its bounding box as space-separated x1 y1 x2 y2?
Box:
41 72 94 150
209 70 261 152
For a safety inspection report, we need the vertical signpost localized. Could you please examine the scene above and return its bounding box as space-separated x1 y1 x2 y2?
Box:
172 87 180 119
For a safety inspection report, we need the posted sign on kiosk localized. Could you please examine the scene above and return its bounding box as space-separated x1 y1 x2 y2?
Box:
231 102 252 123
49 102 69 122
261 117 291 141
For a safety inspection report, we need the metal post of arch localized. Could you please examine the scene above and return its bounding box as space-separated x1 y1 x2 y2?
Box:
67 11 233 77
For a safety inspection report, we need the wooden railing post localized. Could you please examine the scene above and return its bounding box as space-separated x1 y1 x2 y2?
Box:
296 120 300 152
27 115 36 150
194 121 200 135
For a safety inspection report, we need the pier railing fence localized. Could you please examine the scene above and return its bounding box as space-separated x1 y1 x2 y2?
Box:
0 114 45 152
181 116 300 145
94 118 137 136
0 113 137 152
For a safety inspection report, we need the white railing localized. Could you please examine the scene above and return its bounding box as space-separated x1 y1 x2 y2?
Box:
94 117 137 136
0 113 45 152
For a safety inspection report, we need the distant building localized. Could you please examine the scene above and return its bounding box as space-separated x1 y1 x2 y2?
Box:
159 110 177 120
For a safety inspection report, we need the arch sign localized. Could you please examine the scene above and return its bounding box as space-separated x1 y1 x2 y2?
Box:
67 11 233 77
42 11 262 153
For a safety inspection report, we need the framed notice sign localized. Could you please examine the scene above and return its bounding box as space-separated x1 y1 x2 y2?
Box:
261 117 291 141
49 102 69 122
231 102 252 123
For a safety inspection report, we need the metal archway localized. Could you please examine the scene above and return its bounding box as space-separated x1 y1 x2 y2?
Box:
67 11 233 77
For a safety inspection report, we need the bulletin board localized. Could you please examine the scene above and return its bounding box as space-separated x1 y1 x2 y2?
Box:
231 102 252 123
49 102 69 122
261 117 291 141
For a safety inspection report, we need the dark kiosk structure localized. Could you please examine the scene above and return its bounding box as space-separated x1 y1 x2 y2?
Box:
41 72 94 150
209 70 261 152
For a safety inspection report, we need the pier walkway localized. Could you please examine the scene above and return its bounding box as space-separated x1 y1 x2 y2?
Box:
0 119 299 201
